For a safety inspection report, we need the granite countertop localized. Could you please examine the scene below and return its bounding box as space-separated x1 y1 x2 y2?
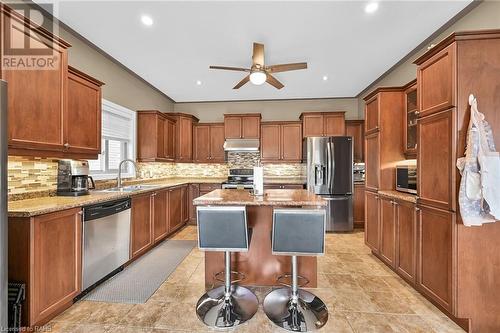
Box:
378 190 418 204
8 177 226 218
193 189 326 206
263 177 306 185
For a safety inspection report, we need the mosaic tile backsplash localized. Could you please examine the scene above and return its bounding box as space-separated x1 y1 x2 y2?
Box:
8 153 305 197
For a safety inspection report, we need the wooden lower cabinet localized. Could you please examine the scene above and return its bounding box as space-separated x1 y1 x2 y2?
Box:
199 183 222 195
153 190 169 243
188 184 200 224
364 190 379 252
168 186 184 232
131 194 153 258
417 205 455 313
8 208 82 327
353 183 365 228
395 201 417 283
379 197 396 267
181 185 189 224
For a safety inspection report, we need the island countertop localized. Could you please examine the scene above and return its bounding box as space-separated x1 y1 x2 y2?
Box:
193 189 326 206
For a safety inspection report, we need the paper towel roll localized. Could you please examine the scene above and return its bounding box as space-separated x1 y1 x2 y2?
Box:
253 166 264 196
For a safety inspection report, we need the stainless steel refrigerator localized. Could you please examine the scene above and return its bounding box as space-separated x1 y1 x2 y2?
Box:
0 80 8 329
305 136 353 232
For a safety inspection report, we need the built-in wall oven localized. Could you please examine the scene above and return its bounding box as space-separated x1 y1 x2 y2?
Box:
81 198 131 293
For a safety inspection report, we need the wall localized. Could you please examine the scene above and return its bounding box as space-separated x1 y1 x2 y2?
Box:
357 0 500 115
174 98 361 122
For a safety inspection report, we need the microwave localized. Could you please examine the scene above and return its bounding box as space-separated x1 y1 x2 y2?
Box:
396 165 417 194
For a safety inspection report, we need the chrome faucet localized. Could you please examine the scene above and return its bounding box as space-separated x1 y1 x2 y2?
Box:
117 159 138 188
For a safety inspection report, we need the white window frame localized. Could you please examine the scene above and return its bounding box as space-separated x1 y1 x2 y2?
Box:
89 99 137 180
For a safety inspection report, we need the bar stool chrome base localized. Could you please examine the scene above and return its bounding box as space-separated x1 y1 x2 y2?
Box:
196 284 258 329
263 288 328 332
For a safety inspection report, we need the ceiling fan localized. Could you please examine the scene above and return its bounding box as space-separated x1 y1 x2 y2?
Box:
209 42 307 90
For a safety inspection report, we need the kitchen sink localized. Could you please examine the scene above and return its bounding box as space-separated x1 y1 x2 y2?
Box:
100 184 162 193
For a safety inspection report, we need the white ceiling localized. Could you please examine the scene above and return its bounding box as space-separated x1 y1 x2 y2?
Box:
40 1 471 102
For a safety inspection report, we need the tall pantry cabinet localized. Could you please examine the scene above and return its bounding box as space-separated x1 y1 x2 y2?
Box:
413 30 500 333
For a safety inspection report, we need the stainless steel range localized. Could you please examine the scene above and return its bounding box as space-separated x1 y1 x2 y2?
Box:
221 169 255 190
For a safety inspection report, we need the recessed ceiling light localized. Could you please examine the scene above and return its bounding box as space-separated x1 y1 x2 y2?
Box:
365 2 379 14
322 75 328 81
196 80 202 86
141 15 153 26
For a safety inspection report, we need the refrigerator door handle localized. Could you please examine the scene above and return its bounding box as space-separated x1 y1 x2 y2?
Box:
327 141 334 192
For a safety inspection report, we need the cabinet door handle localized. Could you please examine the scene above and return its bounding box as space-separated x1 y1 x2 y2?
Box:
63 143 70 150
415 111 420 116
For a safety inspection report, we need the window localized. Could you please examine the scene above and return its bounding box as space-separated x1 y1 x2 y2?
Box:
88 99 136 180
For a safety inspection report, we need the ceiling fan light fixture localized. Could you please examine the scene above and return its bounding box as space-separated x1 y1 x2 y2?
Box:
249 71 267 85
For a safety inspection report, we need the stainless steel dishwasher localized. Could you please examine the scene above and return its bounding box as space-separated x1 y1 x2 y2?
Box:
82 198 131 292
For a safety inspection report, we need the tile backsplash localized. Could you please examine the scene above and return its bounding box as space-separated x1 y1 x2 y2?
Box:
7 153 305 198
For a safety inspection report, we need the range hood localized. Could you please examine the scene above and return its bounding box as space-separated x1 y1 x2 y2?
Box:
223 139 260 152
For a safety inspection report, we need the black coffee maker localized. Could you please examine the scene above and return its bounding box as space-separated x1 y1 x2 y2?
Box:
57 160 95 196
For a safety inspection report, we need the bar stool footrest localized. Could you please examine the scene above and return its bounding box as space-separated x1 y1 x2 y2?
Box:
214 270 246 284
276 274 310 288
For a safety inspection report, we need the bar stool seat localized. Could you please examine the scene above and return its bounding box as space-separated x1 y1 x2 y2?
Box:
263 208 328 332
195 206 258 328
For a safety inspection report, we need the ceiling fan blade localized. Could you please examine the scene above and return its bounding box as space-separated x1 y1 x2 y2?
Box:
252 43 265 67
210 66 250 72
267 62 308 73
233 75 250 89
266 74 284 89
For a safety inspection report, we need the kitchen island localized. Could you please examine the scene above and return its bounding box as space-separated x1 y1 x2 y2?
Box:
193 189 326 287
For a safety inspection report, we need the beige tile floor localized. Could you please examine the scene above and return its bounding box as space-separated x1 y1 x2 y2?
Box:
48 226 465 333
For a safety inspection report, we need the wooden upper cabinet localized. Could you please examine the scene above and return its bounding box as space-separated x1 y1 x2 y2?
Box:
224 114 261 139
194 125 210 162
363 88 404 191
194 123 224 162
300 112 346 137
364 133 380 191
417 205 455 313
364 190 380 253
261 123 281 161
323 113 346 136
165 113 199 162
2 7 70 155
417 44 456 117
261 122 302 163
242 116 260 138
131 194 153 259
66 67 104 157
417 109 456 211
164 118 176 160
137 111 176 162
345 120 365 162
403 81 418 157
280 123 302 161
209 124 225 162
364 96 379 133
301 114 323 137
396 201 417 284
224 117 242 139
156 117 165 158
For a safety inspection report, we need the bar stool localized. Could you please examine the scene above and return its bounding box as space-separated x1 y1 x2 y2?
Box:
195 206 258 328
263 208 328 332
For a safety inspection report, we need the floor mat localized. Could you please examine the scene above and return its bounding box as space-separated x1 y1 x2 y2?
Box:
84 239 197 304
